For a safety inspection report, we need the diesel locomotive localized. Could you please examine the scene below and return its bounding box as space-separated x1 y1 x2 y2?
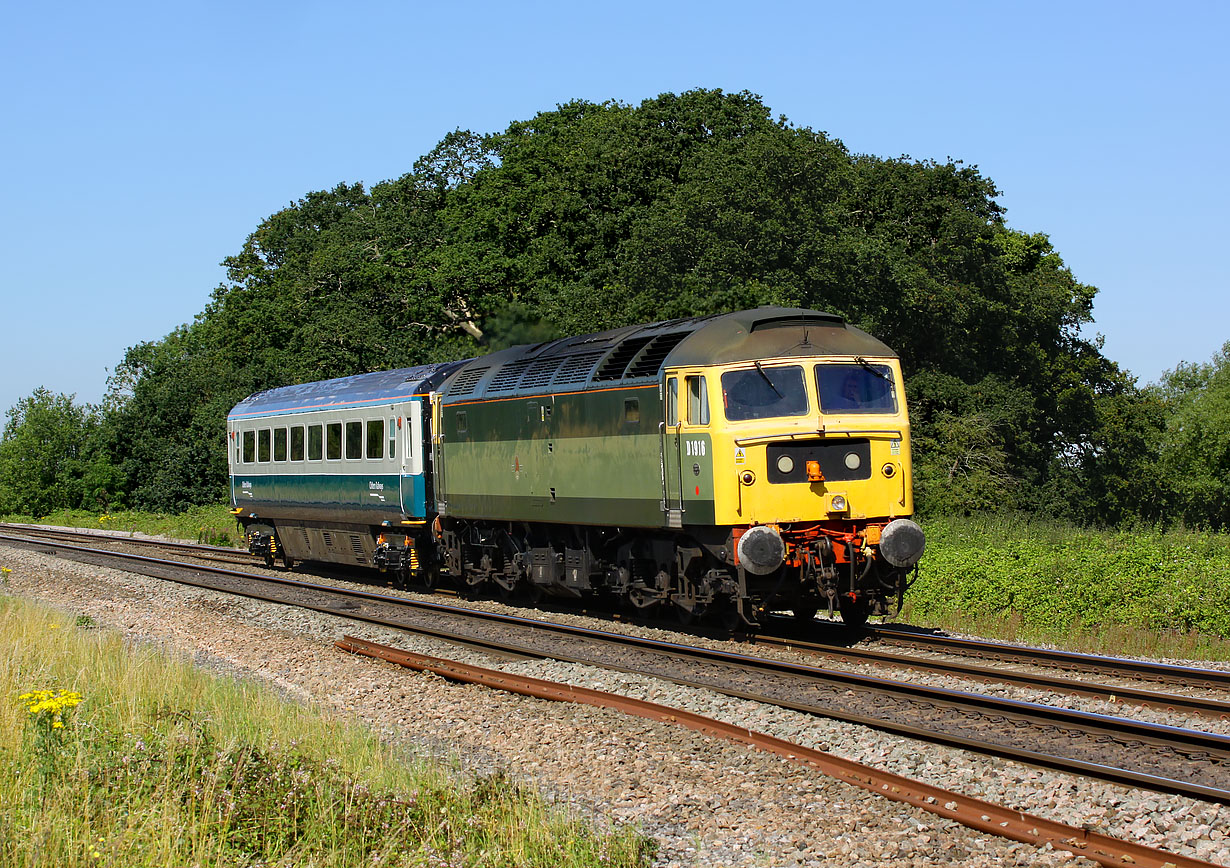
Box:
227 307 925 627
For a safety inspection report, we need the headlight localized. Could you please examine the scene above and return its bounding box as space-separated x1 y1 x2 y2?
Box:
830 494 848 512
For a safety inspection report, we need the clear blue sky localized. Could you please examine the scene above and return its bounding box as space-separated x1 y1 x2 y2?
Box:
2 0 1227 419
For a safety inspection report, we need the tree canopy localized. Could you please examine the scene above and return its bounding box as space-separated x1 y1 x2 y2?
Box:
0 89 1199 527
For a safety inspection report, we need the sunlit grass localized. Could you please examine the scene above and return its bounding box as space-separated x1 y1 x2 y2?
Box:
906 514 1230 660
0 504 241 547
0 596 654 867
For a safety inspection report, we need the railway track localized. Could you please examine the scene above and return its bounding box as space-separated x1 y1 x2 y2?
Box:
2 528 1228 807
339 635 1223 868
866 625 1230 691
10 523 1229 716
0 522 256 566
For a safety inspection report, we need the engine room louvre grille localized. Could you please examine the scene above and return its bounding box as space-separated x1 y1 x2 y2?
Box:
446 366 489 396
349 534 367 563
593 335 654 381
551 351 603 385
487 360 531 392
519 357 564 389
626 332 689 378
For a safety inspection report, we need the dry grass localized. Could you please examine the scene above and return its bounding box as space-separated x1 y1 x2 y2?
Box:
0 596 653 867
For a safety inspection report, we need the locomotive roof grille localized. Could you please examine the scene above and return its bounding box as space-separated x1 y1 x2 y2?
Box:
487 360 532 392
519 357 565 389
446 366 489 396
593 335 654 381
551 351 604 385
626 332 689 378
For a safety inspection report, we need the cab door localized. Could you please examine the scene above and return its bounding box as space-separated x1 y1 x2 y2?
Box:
661 376 683 527
661 373 713 528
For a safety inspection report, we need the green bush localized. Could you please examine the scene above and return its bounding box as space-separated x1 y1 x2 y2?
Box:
907 515 1230 654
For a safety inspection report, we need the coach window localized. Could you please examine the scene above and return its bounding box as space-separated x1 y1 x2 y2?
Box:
345 421 362 460
290 426 305 462
308 424 323 461
242 430 255 463
258 429 271 463
388 417 396 459
666 378 679 426
686 375 710 425
366 419 384 459
326 422 342 460
273 427 288 462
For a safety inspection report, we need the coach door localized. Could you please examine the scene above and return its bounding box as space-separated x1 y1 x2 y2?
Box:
398 400 426 518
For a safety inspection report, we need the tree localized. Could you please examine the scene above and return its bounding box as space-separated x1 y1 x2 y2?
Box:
0 388 120 516
1155 342 1230 529
84 88 1136 522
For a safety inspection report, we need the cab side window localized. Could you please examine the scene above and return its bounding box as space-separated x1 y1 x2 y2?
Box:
686 375 709 425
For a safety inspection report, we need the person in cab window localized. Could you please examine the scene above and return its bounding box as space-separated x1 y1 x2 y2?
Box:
829 373 864 411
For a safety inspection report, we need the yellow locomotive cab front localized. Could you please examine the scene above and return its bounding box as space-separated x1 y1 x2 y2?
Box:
663 353 924 624
703 356 914 528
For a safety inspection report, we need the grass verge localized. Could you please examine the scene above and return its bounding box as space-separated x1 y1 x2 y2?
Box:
0 596 654 867
0 505 242 547
906 514 1230 660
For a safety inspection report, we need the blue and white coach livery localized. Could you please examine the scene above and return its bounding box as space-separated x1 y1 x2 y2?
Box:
227 362 464 570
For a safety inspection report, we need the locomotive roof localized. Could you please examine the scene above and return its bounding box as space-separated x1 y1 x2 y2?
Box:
227 361 468 420
439 306 895 402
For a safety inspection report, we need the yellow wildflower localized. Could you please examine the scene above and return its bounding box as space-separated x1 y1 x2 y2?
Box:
20 689 84 729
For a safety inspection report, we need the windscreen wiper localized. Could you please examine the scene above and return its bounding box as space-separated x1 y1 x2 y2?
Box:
753 361 785 397
854 357 892 381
